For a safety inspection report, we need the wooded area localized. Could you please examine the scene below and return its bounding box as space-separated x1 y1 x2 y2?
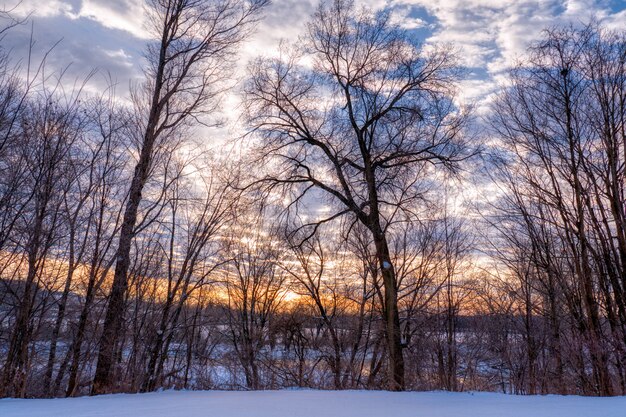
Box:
0 0 625 398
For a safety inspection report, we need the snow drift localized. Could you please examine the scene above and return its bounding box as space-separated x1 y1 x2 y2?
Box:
2 390 625 417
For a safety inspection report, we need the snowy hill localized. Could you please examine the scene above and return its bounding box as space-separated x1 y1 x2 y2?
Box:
1 390 625 417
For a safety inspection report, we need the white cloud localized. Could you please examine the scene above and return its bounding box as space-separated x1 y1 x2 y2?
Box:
9 0 73 18
603 7 626 30
386 0 625 106
390 5 429 29
4 0 625 113
77 0 148 39
7 0 148 38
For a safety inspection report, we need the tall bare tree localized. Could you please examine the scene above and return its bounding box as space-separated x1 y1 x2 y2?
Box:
1 83 87 397
488 23 626 396
92 0 267 394
244 0 469 390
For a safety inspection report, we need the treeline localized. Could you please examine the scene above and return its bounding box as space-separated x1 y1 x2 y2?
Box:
487 24 626 396
0 0 624 399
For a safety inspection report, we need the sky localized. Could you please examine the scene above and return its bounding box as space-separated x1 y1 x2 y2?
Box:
2 0 622 225
1 0 624 222
3 0 625 111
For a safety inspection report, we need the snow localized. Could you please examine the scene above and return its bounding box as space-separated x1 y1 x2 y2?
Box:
2 390 625 417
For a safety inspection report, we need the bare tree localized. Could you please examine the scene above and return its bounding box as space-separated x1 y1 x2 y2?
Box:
244 0 470 390
488 23 626 396
142 159 237 392
62 93 128 397
92 0 268 394
1 80 89 397
222 208 286 389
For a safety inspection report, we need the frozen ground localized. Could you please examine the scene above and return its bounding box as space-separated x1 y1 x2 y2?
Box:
2 389 625 417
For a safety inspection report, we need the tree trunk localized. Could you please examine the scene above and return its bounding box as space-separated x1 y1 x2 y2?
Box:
371 222 404 391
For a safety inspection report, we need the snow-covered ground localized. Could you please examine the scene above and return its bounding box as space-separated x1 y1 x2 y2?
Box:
2 390 625 417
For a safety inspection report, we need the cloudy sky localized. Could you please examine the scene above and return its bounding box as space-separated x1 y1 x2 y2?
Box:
3 0 626 116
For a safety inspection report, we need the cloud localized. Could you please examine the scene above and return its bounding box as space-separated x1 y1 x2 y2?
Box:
1 10 144 98
390 5 430 29
9 0 148 39
603 7 626 29
10 0 78 18
386 0 625 107
2 0 624 113
241 0 317 60
78 0 148 39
